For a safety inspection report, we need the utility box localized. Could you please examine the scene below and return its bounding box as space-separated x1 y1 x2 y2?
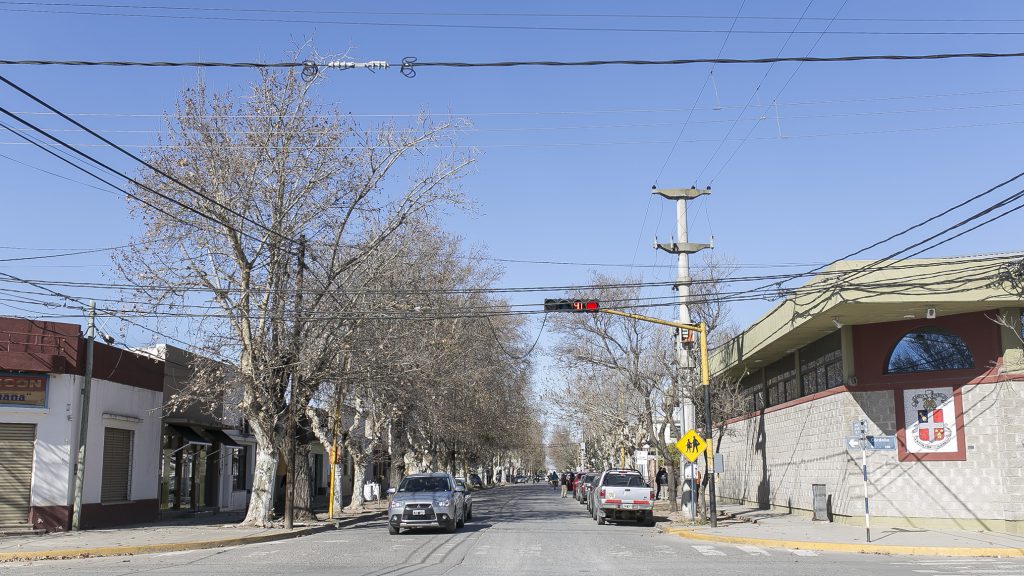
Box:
811 484 828 521
363 481 380 502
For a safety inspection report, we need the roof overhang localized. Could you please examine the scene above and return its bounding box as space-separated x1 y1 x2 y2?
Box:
711 255 1024 376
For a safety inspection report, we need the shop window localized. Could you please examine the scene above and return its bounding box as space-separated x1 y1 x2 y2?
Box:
101 427 133 503
232 446 248 491
886 327 974 373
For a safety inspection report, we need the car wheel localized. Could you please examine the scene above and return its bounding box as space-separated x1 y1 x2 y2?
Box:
446 519 458 533
457 509 465 528
597 512 606 525
466 505 473 521
388 524 400 535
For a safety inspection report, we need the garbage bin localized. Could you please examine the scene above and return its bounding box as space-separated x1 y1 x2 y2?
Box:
811 484 828 521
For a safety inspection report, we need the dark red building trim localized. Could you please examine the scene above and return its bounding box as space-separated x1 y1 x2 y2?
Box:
80 500 159 529
28 505 70 532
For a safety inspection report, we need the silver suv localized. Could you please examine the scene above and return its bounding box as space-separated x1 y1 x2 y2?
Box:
387 472 467 535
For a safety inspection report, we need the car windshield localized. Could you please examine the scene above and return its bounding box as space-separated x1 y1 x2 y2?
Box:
602 474 646 487
398 476 451 492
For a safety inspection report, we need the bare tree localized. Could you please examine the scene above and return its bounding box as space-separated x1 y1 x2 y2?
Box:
116 66 472 526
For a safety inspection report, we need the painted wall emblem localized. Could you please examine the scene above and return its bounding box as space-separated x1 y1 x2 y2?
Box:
903 387 957 453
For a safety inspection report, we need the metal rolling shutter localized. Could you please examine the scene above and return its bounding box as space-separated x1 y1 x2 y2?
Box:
101 427 133 503
0 423 36 525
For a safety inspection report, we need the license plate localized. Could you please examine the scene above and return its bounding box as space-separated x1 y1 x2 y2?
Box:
621 503 635 509
413 509 426 516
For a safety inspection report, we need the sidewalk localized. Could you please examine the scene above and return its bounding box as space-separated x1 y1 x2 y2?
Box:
0 502 387 563
660 502 1024 557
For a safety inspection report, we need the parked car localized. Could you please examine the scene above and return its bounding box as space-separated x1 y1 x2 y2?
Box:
387 472 467 535
590 468 655 526
576 472 595 504
468 473 483 487
513 475 527 484
454 478 473 521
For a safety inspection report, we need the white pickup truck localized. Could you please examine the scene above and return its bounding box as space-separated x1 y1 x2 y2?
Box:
590 468 655 526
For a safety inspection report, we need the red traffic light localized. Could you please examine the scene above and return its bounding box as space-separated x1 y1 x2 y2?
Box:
544 299 600 312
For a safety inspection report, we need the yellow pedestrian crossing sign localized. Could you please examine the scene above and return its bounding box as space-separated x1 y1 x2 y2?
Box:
676 429 707 463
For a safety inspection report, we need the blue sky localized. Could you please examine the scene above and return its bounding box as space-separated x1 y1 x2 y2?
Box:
2 1 1024 350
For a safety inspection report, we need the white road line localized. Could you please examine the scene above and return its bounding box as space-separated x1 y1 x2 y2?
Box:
892 557 1011 561
154 550 197 557
692 545 726 556
735 544 769 556
790 549 818 556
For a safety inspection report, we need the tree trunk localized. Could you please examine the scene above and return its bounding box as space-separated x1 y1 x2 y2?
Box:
242 424 278 526
344 453 367 512
293 443 314 521
666 458 679 513
388 425 407 489
331 460 345 517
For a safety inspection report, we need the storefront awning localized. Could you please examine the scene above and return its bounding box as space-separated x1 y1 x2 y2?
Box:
168 424 212 446
205 428 243 449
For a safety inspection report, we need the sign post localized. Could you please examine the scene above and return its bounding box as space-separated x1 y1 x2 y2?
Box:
852 419 870 543
676 429 706 523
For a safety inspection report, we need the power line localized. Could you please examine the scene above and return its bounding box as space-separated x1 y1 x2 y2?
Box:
7 52 1024 76
9 116 1024 150
14 86 1024 119
706 0 850 185
653 0 747 184
0 114 275 249
0 254 1013 301
6 4 1024 36
3 2 1024 24
693 0 817 184
0 74 300 250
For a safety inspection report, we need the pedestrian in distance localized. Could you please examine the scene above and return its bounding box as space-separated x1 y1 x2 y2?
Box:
655 467 668 500
549 470 559 490
560 472 569 498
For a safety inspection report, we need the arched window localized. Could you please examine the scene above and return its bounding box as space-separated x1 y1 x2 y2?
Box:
886 327 974 374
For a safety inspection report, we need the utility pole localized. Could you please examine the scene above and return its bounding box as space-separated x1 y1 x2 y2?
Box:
284 236 306 530
652 186 713 525
71 301 96 531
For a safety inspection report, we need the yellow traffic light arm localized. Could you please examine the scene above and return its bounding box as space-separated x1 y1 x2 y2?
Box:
597 308 710 387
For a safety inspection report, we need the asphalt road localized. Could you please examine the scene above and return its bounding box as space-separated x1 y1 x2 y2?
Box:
6 484 1024 575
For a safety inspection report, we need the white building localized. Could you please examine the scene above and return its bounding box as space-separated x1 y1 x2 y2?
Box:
0 317 163 532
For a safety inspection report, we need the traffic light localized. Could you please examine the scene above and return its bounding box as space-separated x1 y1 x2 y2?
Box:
543 299 600 312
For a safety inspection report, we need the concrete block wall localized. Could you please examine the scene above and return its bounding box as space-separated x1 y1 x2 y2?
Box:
716 390 869 517
716 380 1024 530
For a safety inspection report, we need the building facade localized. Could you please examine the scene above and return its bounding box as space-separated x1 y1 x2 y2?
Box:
144 344 257 516
0 318 163 532
711 256 1024 533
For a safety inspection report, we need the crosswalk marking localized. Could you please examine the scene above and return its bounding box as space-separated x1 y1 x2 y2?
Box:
790 549 818 556
735 544 769 556
692 545 726 556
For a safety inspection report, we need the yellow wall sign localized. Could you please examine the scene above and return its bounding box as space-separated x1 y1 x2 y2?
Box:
675 429 707 463
0 373 47 407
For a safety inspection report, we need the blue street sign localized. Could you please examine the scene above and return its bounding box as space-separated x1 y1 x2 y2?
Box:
845 434 897 451
866 435 897 450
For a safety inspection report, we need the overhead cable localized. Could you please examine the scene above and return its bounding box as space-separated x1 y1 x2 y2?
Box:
6 51 1024 77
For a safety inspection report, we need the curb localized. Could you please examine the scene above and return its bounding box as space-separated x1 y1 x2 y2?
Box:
0 511 384 563
661 526 1024 558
